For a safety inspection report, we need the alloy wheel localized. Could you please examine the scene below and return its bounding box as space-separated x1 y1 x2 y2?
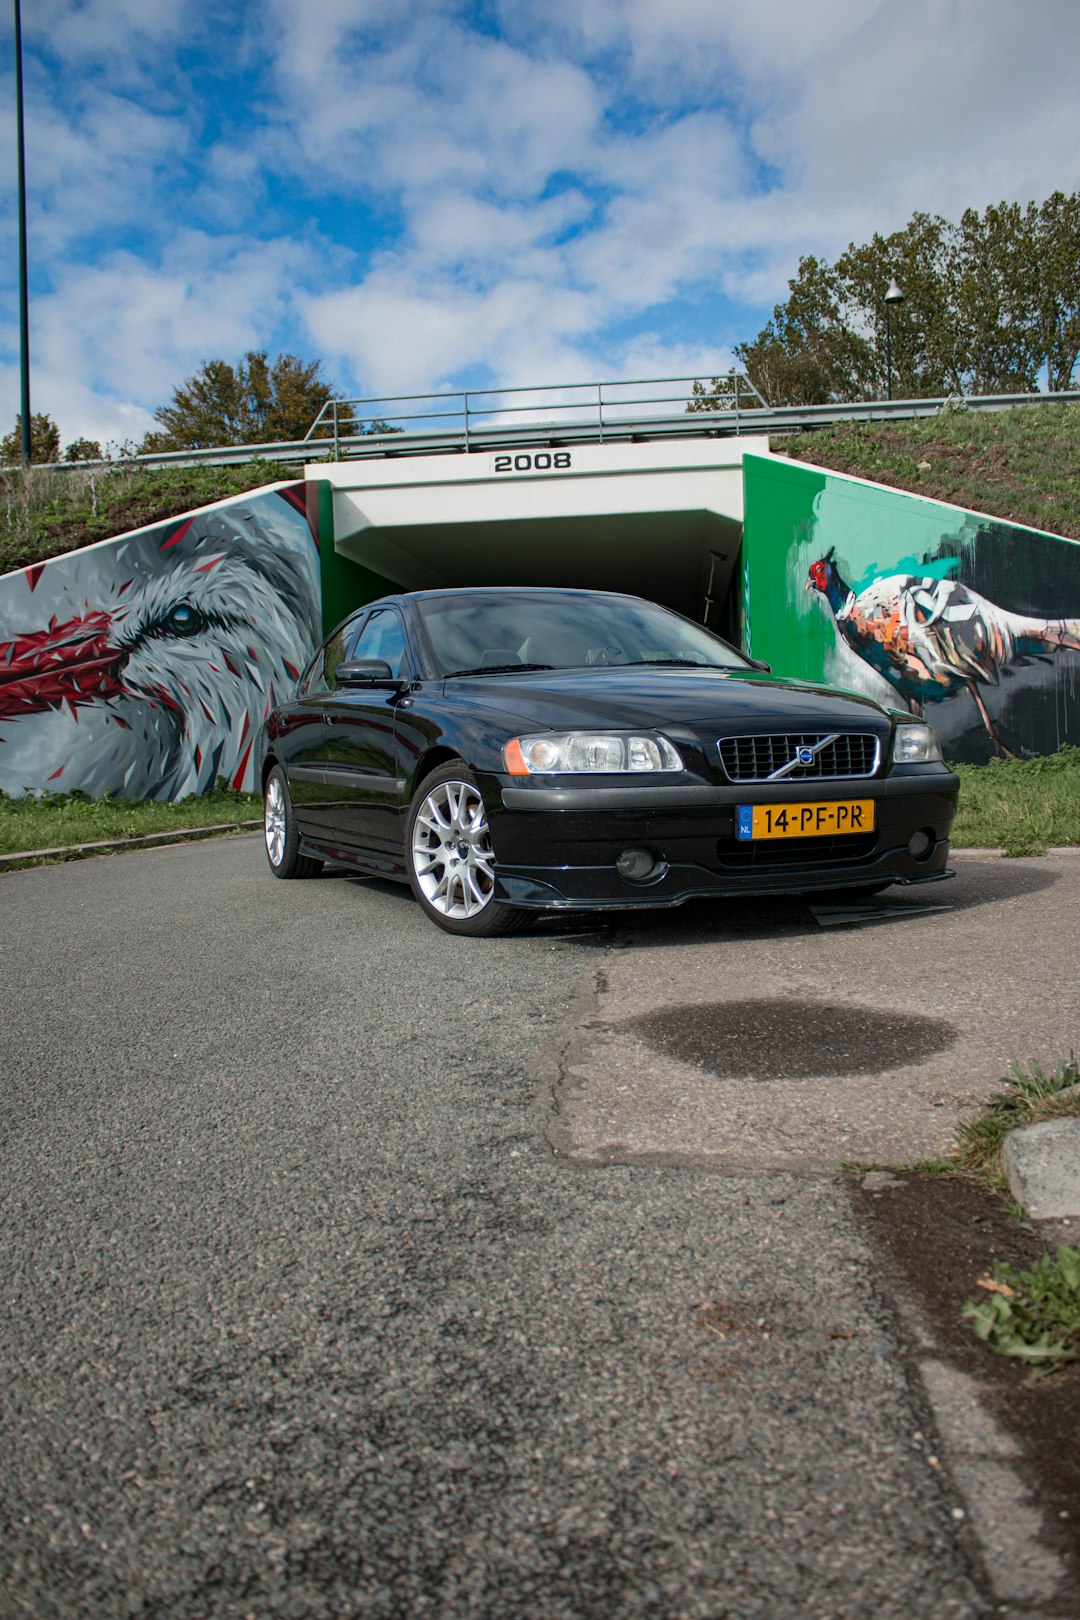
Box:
410 779 496 920
265 773 286 867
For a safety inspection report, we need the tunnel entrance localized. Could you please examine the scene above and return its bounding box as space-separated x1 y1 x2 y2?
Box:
312 435 767 645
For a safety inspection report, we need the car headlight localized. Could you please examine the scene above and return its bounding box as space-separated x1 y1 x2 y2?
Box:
892 722 943 764
503 732 684 774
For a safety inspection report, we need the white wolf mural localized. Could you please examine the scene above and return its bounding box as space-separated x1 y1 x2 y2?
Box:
0 484 322 800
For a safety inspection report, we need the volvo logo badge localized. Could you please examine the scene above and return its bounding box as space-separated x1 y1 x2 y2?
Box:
796 745 815 765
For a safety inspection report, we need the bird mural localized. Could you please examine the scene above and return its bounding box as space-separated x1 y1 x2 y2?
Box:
0 489 321 800
806 547 1080 755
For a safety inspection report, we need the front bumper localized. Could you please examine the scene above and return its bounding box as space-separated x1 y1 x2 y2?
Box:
484 767 960 911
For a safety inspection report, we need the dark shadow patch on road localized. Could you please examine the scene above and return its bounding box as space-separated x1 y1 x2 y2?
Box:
623 998 956 1079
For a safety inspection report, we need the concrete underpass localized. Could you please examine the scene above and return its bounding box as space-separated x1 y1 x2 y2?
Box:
313 435 769 637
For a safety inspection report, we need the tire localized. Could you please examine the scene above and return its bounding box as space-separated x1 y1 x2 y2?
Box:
407 760 530 937
264 765 323 879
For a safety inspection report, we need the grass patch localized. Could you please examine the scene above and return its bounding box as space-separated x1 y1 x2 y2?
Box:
0 460 296 575
0 786 262 861
950 746 1080 853
782 401 1080 539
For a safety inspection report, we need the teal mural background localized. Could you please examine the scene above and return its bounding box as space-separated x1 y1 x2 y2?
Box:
742 454 1080 762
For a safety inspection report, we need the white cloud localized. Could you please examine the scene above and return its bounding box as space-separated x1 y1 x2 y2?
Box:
21 232 316 442
2 0 1079 445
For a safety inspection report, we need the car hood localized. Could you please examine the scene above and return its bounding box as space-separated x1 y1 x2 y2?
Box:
441 666 891 734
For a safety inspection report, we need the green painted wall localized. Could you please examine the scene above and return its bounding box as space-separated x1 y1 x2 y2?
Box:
741 453 1080 762
314 480 399 636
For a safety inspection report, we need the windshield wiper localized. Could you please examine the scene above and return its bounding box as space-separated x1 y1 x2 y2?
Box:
445 662 556 677
623 658 730 668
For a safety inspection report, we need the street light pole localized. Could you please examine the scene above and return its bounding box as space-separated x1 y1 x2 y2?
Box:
884 277 905 402
14 0 32 465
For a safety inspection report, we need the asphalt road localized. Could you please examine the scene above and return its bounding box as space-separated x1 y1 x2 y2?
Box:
1 837 992 1619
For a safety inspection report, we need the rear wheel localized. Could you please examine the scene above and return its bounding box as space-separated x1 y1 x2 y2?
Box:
407 761 530 936
264 765 322 879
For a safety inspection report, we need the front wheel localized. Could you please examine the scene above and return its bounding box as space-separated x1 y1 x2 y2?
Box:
264 765 323 879
407 761 530 936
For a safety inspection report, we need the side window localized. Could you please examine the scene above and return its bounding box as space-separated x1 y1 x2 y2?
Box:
304 617 366 695
351 609 409 679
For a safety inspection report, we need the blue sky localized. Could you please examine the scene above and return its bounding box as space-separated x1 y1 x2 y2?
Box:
2 0 1078 450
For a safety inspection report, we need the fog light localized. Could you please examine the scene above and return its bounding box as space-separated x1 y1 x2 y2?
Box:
909 828 933 859
617 848 657 880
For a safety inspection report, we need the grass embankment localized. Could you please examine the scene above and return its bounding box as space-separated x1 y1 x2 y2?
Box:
0 460 296 576
2 747 1078 864
783 401 1080 539
949 747 1080 854
0 786 261 861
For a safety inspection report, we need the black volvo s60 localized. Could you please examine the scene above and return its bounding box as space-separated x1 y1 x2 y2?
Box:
260 587 959 935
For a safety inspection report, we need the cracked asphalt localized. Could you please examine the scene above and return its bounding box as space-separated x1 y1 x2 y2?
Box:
0 836 998 1619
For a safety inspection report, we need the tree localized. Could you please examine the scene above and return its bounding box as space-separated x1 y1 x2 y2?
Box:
142 350 357 451
2 412 62 465
694 190 1080 408
64 436 103 462
1027 191 1080 392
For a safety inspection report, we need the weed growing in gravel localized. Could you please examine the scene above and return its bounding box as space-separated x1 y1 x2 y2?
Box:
953 1055 1080 1184
963 1245 1080 1374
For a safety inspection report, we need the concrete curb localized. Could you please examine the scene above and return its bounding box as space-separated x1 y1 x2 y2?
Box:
0 820 263 872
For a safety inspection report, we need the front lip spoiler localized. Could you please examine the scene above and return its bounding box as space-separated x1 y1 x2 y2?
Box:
495 864 956 911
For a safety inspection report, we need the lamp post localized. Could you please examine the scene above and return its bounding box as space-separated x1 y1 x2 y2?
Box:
14 0 32 465
884 277 905 402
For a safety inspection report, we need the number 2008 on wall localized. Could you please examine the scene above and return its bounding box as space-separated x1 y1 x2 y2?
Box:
492 452 573 473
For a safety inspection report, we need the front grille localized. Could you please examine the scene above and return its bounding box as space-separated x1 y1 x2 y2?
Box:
715 832 878 869
718 732 879 783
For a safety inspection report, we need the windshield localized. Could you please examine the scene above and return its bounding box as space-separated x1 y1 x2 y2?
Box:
415 592 750 677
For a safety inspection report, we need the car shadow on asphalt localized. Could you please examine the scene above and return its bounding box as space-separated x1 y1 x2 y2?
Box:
320 855 1061 949
602 856 1062 952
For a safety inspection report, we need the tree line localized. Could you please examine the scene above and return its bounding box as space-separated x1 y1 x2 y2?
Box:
6 188 1078 463
2 351 380 467
692 190 1080 410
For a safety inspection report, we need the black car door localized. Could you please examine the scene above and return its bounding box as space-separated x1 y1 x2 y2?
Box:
280 618 361 843
323 607 411 867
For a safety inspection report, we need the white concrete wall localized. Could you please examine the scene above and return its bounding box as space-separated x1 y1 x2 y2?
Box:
311 436 770 542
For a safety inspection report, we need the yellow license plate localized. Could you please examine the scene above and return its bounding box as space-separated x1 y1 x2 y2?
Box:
736 800 875 840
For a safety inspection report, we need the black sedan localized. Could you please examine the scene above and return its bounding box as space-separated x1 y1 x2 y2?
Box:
260 587 959 936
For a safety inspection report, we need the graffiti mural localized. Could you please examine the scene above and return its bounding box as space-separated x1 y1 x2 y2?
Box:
742 454 1080 763
0 484 322 799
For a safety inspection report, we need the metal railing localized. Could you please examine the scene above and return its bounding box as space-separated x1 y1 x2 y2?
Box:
302 372 768 458
5 381 1078 475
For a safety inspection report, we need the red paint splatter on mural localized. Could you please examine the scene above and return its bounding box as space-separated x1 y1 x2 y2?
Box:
159 518 195 551
25 563 45 592
232 736 255 790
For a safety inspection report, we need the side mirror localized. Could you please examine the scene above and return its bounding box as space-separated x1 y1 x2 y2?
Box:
335 659 404 689
747 658 772 674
